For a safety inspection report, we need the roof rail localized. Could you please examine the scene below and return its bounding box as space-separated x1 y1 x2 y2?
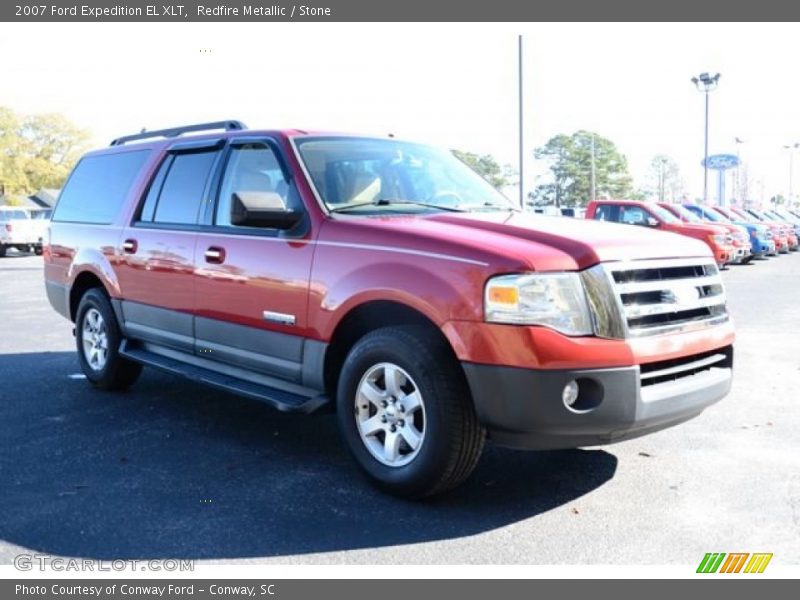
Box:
110 120 247 146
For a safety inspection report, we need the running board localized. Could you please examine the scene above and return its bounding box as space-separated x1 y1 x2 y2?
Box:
119 342 329 414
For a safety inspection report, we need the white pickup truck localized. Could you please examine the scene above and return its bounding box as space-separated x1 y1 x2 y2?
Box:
0 207 43 257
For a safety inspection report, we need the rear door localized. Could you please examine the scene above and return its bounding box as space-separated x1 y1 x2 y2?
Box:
116 140 223 353
192 138 316 384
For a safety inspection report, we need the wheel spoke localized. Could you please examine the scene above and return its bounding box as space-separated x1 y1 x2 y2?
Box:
383 430 402 462
359 381 385 407
384 364 403 397
399 423 422 450
360 414 385 436
401 390 422 414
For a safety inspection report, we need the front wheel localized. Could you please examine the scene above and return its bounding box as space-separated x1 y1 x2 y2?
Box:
336 326 485 499
75 288 142 390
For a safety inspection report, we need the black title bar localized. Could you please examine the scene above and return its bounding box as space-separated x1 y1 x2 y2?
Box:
4 0 800 21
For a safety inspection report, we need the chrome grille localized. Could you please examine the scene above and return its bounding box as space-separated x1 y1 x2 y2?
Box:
608 258 728 337
581 258 729 339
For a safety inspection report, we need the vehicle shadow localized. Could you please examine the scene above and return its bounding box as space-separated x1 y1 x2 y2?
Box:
0 351 617 561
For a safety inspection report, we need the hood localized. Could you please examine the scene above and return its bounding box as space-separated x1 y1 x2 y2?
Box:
677 222 729 236
339 211 714 271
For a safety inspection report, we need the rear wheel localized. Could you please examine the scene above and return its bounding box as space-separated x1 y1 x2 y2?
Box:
0 245 6 258
336 326 485 499
75 288 142 390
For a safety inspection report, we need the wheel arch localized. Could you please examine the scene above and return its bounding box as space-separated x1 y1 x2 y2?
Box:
69 271 111 322
322 299 463 404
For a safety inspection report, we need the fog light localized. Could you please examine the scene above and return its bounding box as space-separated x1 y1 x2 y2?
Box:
562 380 580 408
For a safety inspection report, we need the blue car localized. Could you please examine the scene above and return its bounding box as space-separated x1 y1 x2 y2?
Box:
683 203 774 258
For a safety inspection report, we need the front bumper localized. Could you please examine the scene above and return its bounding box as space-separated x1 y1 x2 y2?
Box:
463 349 733 450
731 246 750 263
713 246 732 265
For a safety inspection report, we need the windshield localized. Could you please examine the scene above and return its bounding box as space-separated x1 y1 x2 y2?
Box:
649 204 679 224
0 210 28 221
294 137 516 214
703 207 728 223
728 207 752 221
669 205 701 223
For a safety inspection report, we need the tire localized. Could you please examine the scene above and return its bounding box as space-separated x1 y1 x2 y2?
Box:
75 288 142 390
0 246 6 258
336 326 485 499
34 246 43 256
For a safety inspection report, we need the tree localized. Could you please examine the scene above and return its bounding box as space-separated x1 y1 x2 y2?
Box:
452 149 517 190
770 194 786 206
530 130 633 207
0 107 90 196
647 154 685 201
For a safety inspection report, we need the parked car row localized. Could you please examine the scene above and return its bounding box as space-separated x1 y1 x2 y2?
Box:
583 199 799 267
0 207 51 257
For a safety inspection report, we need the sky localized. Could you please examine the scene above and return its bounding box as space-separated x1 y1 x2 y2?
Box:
2 22 799 204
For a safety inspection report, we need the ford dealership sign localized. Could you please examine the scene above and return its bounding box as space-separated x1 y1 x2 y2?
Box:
702 154 740 170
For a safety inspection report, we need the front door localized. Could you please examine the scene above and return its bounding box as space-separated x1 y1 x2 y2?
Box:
193 139 315 384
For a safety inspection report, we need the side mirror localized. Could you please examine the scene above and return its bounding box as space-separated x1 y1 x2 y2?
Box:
646 217 660 228
231 191 301 229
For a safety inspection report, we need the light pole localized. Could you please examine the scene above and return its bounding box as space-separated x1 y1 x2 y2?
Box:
518 35 524 209
590 133 596 202
658 157 667 201
783 142 798 205
734 137 744 204
691 72 721 203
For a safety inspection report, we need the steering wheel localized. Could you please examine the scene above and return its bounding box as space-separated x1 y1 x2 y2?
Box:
428 190 464 207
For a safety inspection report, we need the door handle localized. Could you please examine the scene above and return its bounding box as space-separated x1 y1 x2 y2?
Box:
204 246 225 264
122 239 137 254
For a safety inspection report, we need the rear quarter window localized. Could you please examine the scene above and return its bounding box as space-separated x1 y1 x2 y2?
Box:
52 149 151 224
593 204 619 222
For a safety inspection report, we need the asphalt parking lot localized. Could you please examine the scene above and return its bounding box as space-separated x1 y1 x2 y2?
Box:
0 252 798 565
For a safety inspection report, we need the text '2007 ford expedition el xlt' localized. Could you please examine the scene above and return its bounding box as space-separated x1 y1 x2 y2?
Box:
44 120 734 498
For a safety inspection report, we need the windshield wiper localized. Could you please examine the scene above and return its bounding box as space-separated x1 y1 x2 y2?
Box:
471 201 520 212
328 198 467 213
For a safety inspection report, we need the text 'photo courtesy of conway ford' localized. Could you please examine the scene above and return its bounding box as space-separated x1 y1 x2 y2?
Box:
44 120 734 498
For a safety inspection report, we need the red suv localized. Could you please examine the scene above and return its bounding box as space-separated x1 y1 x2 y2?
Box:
585 199 735 267
44 121 734 497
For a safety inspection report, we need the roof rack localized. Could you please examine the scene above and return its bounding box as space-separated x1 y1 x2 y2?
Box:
110 120 247 146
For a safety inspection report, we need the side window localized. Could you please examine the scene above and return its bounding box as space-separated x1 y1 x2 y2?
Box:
215 144 295 227
139 150 219 225
593 204 619 222
53 150 150 224
620 206 648 226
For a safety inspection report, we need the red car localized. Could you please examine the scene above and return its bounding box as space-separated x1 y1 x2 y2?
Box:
585 199 735 267
657 202 752 264
44 121 735 497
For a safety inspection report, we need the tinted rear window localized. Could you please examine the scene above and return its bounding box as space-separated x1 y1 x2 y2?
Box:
53 150 150 224
152 151 218 225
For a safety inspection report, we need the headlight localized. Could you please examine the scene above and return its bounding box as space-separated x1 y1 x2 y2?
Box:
710 234 727 245
485 272 593 335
